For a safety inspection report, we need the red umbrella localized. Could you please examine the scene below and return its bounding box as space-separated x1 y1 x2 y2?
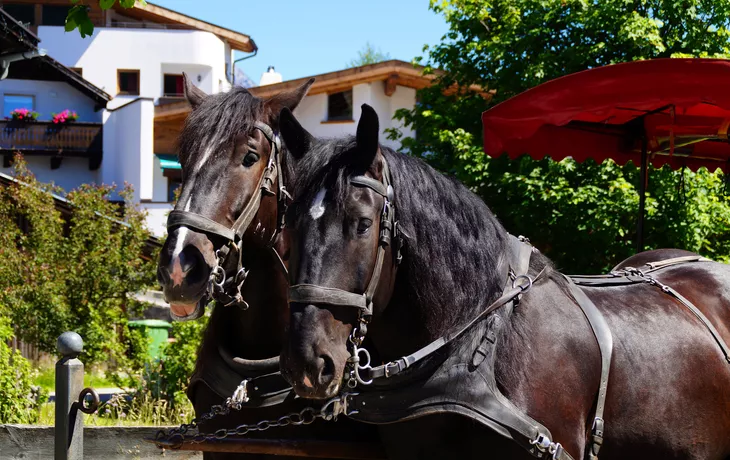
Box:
482 58 730 251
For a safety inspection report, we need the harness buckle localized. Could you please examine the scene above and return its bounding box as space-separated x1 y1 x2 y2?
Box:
589 417 604 459
512 274 533 292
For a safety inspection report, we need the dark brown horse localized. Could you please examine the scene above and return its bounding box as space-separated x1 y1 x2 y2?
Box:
278 103 730 460
157 77 377 459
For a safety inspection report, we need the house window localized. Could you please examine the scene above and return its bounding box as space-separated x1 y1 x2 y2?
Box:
327 89 353 121
163 74 184 97
70 67 83 76
2 94 35 117
41 5 70 26
1 4 35 26
118 70 140 95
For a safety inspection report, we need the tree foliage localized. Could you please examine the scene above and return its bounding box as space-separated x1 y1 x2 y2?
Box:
66 0 144 37
0 156 157 369
348 42 392 67
392 0 730 272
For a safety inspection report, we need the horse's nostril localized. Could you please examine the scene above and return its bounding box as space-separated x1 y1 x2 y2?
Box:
157 264 171 283
318 353 336 385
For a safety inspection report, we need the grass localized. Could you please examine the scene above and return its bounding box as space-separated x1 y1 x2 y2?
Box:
37 396 195 427
34 366 118 392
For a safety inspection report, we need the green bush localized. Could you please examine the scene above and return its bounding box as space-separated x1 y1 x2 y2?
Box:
0 317 46 424
159 315 209 406
0 155 157 371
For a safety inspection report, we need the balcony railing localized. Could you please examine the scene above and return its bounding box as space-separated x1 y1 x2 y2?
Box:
0 121 103 170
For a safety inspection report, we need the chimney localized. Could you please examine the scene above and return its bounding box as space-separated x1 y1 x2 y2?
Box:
259 65 283 86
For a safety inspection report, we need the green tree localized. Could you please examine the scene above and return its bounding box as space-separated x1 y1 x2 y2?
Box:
348 42 392 67
0 155 157 369
65 0 145 37
391 0 730 272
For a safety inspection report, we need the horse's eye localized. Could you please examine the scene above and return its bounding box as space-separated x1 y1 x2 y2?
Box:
357 218 372 235
243 151 259 167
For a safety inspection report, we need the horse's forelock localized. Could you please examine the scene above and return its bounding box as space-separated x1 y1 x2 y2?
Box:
178 87 265 168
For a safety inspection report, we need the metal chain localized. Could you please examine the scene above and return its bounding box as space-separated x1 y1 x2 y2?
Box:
154 382 357 449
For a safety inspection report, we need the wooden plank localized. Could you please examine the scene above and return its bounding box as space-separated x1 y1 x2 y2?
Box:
152 438 387 459
0 425 201 460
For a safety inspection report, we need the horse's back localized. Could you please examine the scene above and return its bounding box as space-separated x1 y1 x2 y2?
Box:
584 255 730 459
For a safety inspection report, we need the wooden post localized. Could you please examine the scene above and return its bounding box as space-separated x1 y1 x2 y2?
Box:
55 332 84 460
637 136 648 254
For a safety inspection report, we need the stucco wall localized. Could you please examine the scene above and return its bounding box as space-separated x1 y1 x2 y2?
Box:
101 98 155 202
292 82 416 151
0 79 102 122
141 202 173 238
0 156 99 193
37 26 231 107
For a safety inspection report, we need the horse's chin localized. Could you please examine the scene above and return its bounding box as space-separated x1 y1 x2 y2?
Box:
169 298 207 321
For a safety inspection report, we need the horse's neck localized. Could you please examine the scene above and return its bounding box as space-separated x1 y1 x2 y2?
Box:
208 243 289 360
368 153 510 361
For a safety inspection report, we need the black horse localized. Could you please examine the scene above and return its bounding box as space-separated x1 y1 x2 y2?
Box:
278 103 730 460
157 77 378 459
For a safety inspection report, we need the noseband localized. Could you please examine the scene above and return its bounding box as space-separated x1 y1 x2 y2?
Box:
289 157 402 387
167 121 290 310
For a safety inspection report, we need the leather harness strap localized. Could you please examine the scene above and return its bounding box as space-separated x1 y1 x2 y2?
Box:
563 276 613 460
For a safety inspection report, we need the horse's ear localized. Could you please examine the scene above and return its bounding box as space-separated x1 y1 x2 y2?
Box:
279 107 313 160
183 72 206 109
355 104 380 170
265 78 315 126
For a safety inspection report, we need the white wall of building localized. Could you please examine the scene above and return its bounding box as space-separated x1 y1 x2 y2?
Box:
152 156 169 203
37 26 232 107
292 82 416 151
0 79 102 122
101 98 155 201
0 156 99 193
140 202 173 238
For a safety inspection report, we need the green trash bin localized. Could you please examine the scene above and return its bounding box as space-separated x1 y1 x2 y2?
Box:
128 319 172 360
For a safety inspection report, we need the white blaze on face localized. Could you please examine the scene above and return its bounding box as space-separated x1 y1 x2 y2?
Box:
309 188 327 220
171 196 192 259
194 145 214 173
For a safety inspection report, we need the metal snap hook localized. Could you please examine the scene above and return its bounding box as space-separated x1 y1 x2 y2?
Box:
210 265 226 287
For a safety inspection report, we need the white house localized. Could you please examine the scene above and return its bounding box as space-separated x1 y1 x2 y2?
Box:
1 2 439 239
1 7 110 192
1 1 256 237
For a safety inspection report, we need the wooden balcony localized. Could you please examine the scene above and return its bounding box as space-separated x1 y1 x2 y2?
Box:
0 120 103 170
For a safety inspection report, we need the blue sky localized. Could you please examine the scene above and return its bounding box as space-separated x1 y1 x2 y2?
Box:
153 0 449 84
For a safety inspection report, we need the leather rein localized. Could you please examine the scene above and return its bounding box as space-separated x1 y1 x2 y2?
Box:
167 121 289 312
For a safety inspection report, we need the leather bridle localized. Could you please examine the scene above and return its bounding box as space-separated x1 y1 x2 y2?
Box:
288 157 402 387
167 121 290 311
